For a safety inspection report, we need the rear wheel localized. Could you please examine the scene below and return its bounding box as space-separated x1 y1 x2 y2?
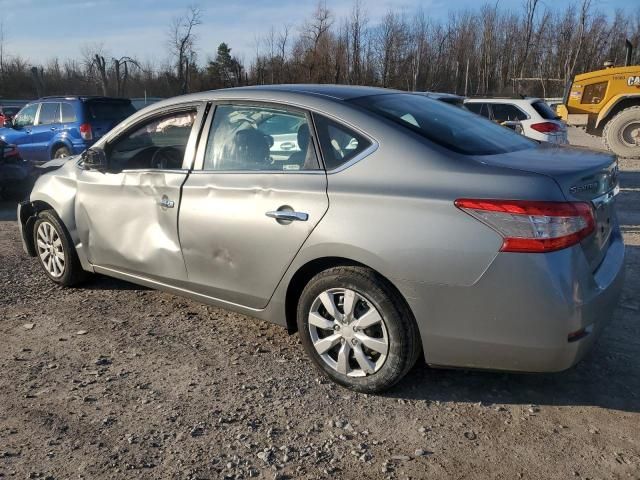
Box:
603 106 640 158
297 266 421 393
52 146 71 159
33 210 89 286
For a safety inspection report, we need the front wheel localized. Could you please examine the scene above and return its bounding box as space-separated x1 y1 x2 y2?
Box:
33 210 89 286
603 106 640 159
297 266 421 393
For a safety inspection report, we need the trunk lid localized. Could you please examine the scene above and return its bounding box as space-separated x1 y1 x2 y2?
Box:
473 144 619 271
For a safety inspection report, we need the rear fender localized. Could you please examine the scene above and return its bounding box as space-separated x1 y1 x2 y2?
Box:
48 136 74 159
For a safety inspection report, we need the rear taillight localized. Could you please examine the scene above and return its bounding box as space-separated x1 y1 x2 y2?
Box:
79 123 93 141
455 199 595 253
530 122 560 133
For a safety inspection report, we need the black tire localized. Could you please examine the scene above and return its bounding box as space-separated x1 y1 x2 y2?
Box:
296 266 421 393
32 210 89 286
52 146 71 159
603 106 640 159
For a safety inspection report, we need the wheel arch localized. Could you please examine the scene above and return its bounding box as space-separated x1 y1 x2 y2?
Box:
596 94 640 129
48 138 73 159
19 199 58 256
283 256 416 336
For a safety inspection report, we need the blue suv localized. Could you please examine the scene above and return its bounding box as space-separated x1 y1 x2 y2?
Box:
0 96 135 163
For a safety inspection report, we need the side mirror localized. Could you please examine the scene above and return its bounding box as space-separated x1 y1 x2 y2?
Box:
82 148 107 171
3 118 13 128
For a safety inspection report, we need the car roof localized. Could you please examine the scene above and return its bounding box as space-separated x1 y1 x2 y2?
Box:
215 84 403 100
464 97 542 105
37 96 132 102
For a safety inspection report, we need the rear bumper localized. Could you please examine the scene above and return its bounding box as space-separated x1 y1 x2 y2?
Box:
405 229 625 372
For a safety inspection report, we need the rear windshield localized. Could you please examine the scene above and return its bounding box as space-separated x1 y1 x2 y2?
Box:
531 100 560 120
86 100 136 122
350 93 535 155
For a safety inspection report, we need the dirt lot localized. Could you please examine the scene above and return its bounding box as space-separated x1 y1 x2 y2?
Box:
1 128 639 480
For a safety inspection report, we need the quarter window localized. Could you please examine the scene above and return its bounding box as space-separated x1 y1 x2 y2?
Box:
38 103 61 125
107 109 197 171
312 114 371 170
203 104 319 171
13 104 38 128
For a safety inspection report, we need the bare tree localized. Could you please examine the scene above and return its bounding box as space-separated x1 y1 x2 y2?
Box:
113 56 140 96
168 5 202 94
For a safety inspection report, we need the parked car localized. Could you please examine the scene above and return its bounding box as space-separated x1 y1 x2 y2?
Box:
0 96 136 164
0 140 34 199
17 85 624 392
464 97 568 144
0 105 23 126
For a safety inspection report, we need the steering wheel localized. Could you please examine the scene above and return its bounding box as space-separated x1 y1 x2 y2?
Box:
151 146 183 169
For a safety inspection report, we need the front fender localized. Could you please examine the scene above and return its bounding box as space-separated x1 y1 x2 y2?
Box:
596 93 640 128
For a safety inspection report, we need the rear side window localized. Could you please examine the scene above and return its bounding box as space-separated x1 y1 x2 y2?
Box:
61 103 77 123
38 103 60 125
203 104 320 171
351 93 534 155
490 104 528 122
531 100 560 120
466 102 490 118
312 114 371 170
86 101 136 122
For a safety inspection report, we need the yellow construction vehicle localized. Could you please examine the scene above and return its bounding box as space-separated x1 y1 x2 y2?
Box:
558 40 640 158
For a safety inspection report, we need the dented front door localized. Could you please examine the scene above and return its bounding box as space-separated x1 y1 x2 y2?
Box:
75 169 188 283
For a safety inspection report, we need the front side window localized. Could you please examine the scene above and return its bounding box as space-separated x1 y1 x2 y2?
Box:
313 114 371 170
107 109 197 171
13 104 39 128
581 82 607 104
203 104 319 171
38 103 60 125
352 94 534 155
490 104 528 122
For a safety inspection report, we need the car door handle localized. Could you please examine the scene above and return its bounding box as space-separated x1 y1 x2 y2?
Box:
158 196 175 209
266 210 308 222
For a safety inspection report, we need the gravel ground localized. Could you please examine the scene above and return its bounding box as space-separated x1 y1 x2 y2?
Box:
1 127 639 480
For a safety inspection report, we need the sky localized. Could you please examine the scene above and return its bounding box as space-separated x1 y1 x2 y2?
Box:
0 0 636 66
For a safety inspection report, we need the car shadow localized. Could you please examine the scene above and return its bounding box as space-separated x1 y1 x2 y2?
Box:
82 274 150 291
0 200 18 221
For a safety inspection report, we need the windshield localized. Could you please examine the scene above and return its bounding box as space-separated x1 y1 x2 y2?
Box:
86 101 136 122
350 93 535 155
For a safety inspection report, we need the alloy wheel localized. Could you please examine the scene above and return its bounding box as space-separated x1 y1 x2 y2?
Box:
36 221 65 278
308 288 388 377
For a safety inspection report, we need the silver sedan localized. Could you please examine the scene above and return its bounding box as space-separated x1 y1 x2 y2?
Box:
17 85 625 392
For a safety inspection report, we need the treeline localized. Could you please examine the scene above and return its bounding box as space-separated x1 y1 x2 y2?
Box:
1 0 639 101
